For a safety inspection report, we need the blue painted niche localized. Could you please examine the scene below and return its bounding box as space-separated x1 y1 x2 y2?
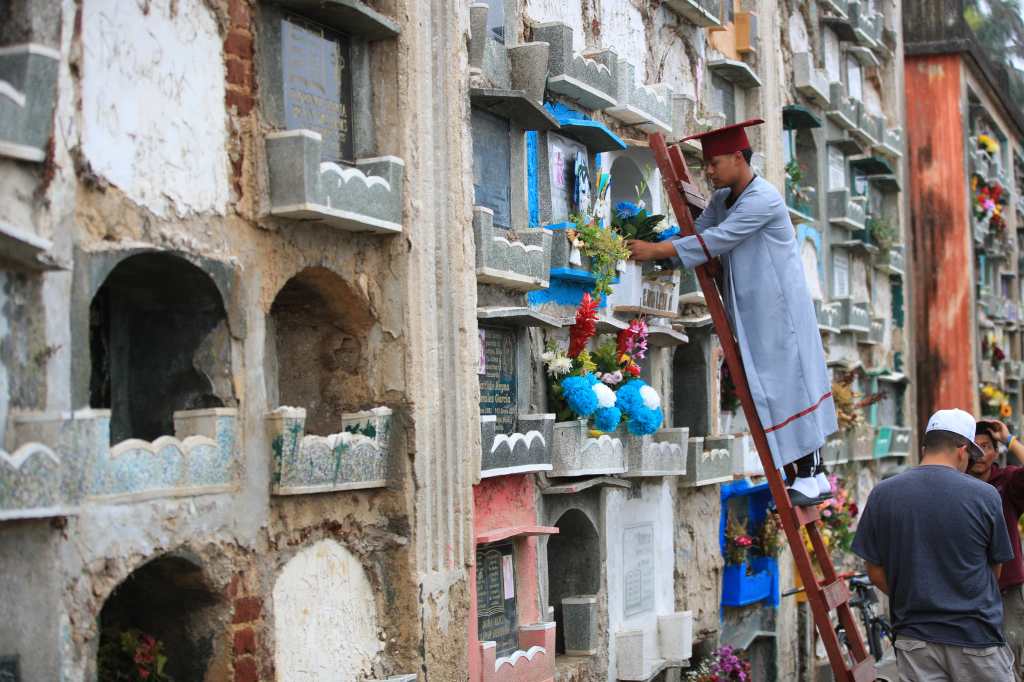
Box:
720 479 780 608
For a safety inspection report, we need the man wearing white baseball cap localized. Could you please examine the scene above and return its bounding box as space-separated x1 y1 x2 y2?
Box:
853 408 1016 680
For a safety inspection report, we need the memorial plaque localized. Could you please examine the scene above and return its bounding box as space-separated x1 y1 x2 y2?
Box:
0 656 18 682
711 74 736 125
476 543 518 657
828 146 846 190
846 55 863 101
282 15 354 161
478 327 518 434
622 523 655 617
547 133 587 222
833 250 850 299
472 108 512 228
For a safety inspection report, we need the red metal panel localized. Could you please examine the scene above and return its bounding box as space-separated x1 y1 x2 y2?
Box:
905 53 975 430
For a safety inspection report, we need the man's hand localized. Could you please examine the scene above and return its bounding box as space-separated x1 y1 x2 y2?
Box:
627 239 676 262
980 418 1011 445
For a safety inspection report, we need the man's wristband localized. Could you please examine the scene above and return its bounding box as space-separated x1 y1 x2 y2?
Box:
1008 435 1016 448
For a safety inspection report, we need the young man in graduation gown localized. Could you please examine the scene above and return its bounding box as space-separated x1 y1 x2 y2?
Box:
628 119 836 505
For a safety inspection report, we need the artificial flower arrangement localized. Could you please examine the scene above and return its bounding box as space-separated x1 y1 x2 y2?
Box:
725 515 754 566
610 201 679 243
543 294 665 435
866 215 896 254
981 383 1013 419
784 158 812 206
802 474 859 557
972 175 1008 236
982 332 1006 369
98 628 172 682
832 371 882 432
686 645 753 682
978 133 1000 155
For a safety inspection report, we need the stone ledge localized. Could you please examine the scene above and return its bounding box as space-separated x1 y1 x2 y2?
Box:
266 406 391 495
0 43 60 163
680 436 734 487
534 23 617 111
606 61 674 135
550 420 626 477
620 428 689 478
473 206 552 291
266 130 404 234
792 52 830 107
480 414 555 477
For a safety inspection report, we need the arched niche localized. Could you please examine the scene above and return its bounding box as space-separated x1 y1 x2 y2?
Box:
97 554 223 681
547 508 601 654
88 252 234 443
672 325 714 436
266 267 376 436
609 155 653 211
273 539 382 679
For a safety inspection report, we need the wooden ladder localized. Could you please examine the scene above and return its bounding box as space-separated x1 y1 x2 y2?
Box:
648 132 876 682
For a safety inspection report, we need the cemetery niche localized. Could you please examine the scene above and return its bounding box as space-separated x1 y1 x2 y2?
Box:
605 480 693 680
546 508 602 656
477 325 555 477
96 554 225 682
86 252 235 445
260 6 405 233
266 267 392 493
533 22 618 111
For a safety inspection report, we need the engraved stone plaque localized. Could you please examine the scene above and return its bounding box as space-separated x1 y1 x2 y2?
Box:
478 327 518 434
622 523 655 617
282 15 354 161
472 108 512 228
476 542 518 657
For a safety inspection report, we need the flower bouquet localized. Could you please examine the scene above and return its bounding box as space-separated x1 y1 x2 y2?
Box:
725 516 754 567
686 645 753 682
543 296 664 435
981 383 1012 419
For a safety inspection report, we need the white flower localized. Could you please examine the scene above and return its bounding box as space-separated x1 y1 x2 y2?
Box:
653 219 670 234
593 383 617 408
547 357 573 377
541 351 555 363
639 385 661 410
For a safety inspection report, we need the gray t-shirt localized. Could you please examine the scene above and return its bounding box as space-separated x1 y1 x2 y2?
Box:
852 464 1014 647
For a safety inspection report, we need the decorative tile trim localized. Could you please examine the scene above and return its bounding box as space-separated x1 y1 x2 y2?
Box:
267 406 391 495
681 436 734 487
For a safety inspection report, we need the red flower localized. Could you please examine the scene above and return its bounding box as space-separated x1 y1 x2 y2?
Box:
847 502 858 517
626 363 641 377
568 293 599 358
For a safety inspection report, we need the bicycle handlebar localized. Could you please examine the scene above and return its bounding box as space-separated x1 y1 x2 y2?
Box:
781 571 865 597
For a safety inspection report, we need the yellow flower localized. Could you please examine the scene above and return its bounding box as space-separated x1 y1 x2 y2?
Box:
978 134 1000 154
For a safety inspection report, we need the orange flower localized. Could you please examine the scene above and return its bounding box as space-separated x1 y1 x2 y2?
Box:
1001 402 1013 418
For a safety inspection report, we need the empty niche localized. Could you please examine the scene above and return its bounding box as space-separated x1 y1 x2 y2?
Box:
88 253 234 443
672 326 713 436
96 554 225 681
267 267 375 436
273 539 382 679
547 508 601 654
609 156 652 209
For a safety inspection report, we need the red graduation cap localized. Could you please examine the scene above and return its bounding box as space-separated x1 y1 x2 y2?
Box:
681 118 764 161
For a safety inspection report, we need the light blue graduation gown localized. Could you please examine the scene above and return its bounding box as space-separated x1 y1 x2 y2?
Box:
672 176 838 468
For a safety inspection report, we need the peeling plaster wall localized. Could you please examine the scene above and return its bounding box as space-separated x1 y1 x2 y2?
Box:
81 0 230 217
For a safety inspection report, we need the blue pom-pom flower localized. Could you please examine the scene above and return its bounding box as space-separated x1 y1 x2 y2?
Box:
561 374 599 418
615 379 664 435
655 225 680 242
615 201 641 219
594 406 622 432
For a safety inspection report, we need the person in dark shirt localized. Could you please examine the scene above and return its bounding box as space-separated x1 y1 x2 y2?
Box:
852 408 1015 680
974 418 1024 680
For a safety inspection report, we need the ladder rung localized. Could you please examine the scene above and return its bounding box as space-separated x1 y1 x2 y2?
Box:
821 580 850 610
849 656 877 682
794 505 820 526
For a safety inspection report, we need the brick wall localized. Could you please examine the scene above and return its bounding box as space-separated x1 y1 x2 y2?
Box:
223 0 255 199
228 571 269 682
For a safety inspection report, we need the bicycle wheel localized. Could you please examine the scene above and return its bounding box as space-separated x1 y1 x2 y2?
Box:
868 620 884 661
